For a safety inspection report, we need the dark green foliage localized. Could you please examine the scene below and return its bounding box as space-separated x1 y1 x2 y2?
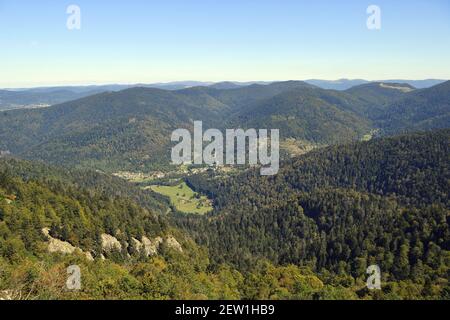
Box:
227 87 371 143
0 88 106 111
377 81 450 134
176 130 450 297
0 81 449 300
1 81 449 173
0 161 168 256
0 81 363 172
0 159 357 300
344 82 413 118
0 158 169 213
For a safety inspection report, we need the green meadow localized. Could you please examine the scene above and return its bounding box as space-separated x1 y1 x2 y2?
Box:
149 182 213 215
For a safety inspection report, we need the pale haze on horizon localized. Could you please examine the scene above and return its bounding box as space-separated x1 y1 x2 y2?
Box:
1 0 449 88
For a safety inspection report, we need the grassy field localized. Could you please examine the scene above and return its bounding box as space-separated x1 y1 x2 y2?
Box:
280 138 320 157
148 182 213 215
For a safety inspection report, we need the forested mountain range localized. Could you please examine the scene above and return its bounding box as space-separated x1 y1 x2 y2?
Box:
0 157 372 300
177 130 449 298
306 79 446 90
1 80 449 173
0 88 106 111
0 82 214 111
375 81 450 134
227 86 372 143
2 79 444 111
0 158 168 213
1 129 449 299
344 82 414 118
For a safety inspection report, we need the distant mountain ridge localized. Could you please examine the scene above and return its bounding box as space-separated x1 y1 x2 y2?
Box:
0 80 449 172
306 79 446 90
180 129 450 282
376 80 450 134
2 79 446 111
0 88 106 111
0 81 324 172
227 86 372 143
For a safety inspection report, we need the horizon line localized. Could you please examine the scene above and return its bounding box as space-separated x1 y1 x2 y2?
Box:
1 78 448 90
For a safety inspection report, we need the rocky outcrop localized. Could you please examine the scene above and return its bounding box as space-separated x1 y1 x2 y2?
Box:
42 228 181 260
132 236 162 256
142 236 163 256
42 228 94 261
165 236 183 253
48 236 77 254
131 235 182 256
101 233 122 252
0 290 14 300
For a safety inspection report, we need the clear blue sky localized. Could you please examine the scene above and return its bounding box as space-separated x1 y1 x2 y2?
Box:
1 0 449 87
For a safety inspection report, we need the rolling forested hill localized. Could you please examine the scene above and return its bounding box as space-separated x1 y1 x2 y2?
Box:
0 77 449 299
177 130 449 298
0 157 371 300
0 158 169 213
376 81 450 134
0 87 231 171
1 130 448 299
1 81 449 173
227 87 372 143
0 88 107 111
1 79 444 111
0 81 350 172
344 82 414 119
306 79 445 90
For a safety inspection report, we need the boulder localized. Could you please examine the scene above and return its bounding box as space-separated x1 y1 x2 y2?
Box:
42 228 94 261
101 233 122 252
165 236 183 253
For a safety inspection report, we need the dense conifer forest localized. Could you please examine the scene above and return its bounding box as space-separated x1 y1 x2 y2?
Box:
0 80 449 300
1 129 448 299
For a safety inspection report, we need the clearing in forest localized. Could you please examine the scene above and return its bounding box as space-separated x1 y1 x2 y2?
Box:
149 182 212 215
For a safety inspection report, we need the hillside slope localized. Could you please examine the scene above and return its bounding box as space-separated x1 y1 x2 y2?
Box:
179 130 450 288
345 82 415 118
376 81 450 134
1 81 448 172
0 88 106 111
0 87 230 171
228 87 372 143
0 157 366 300
0 82 364 171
